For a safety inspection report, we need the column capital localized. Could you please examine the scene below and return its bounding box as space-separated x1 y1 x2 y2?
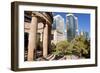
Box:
31 13 38 17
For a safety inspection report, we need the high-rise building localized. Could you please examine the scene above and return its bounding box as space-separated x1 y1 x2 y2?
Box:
84 32 89 40
66 14 79 41
52 15 65 44
80 31 89 40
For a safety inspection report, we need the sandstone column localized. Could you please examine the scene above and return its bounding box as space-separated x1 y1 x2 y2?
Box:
43 24 49 58
27 15 37 61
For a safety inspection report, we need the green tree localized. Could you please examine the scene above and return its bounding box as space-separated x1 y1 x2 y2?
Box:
71 35 90 58
52 40 70 56
51 35 90 58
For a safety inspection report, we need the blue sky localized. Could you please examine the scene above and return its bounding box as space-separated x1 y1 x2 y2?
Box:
53 12 90 35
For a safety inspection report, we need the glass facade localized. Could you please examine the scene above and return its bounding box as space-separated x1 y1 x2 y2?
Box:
52 15 65 44
66 14 78 41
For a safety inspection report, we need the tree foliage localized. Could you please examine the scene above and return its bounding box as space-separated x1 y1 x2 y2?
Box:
51 35 90 58
72 35 90 57
52 40 70 56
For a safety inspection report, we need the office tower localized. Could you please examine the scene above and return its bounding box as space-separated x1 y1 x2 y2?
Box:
66 14 79 41
80 31 89 40
52 15 65 44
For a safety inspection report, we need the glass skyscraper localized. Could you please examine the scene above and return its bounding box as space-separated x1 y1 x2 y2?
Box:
66 14 79 41
80 31 89 40
52 15 65 44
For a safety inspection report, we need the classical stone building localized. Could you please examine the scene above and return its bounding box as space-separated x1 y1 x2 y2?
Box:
24 11 53 61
